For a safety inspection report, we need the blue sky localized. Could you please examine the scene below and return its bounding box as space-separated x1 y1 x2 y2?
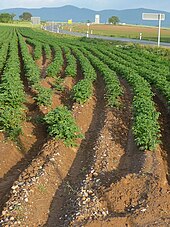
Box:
1 0 170 12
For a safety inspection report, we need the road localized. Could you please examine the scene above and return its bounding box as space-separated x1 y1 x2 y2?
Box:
44 26 170 47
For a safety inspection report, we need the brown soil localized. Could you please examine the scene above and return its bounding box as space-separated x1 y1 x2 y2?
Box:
0 41 48 214
0 134 23 209
70 24 170 38
39 47 82 113
2 75 170 227
39 76 75 115
0 76 98 226
153 93 170 184
36 53 50 79
0 47 170 227
27 43 34 57
27 41 52 79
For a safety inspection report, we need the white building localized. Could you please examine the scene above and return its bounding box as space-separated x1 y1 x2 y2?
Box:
31 17 41 25
95 15 100 24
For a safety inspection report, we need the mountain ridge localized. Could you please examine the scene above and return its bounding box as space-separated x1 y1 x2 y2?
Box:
0 5 170 27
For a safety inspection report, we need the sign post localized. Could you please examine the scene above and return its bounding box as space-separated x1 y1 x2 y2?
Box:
142 13 165 47
158 14 162 47
139 32 142 40
87 23 90 38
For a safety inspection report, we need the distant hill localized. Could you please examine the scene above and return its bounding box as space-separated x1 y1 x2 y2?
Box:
0 5 170 27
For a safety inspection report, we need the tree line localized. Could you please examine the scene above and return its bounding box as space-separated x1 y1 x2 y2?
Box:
0 12 33 23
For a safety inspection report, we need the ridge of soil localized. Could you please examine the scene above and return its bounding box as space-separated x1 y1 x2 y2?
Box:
0 45 92 226
27 44 33 57
0 40 48 213
0 46 170 227
0 74 105 226
153 91 170 184
40 48 83 113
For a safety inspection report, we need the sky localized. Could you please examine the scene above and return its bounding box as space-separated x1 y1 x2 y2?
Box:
0 0 170 12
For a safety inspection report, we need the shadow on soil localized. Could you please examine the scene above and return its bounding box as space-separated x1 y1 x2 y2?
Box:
44 78 145 226
0 39 48 214
0 121 47 214
44 75 107 227
153 94 170 184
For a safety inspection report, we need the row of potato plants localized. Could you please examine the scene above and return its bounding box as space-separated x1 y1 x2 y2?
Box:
99 47 170 107
44 106 83 147
63 46 77 78
43 43 51 60
47 45 64 77
114 46 169 80
26 38 42 60
19 27 72 46
16 28 166 150
19 27 61 52
19 30 96 141
80 47 123 107
18 29 84 146
26 37 52 61
86 45 160 151
18 33 52 107
18 27 52 61
127 45 170 68
0 31 8 46
0 32 25 139
70 46 97 104
0 27 13 45
0 29 14 73
108 45 169 78
15 28 162 149
0 41 10 73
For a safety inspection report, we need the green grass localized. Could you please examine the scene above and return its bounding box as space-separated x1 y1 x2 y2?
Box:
0 21 41 28
62 23 170 43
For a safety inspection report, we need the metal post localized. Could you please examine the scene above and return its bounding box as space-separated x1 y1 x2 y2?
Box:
87 23 90 38
158 14 161 47
139 32 142 40
52 21 54 32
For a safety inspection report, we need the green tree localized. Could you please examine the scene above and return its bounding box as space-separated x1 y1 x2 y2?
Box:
108 16 120 25
0 13 15 23
11 13 16 19
19 12 32 21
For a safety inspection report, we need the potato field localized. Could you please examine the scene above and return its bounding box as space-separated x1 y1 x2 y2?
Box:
0 26 170 226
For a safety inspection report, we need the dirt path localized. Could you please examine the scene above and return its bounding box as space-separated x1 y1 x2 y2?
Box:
44 74 107 227
153 94 170 184
0 73 104 226
66 78 143 227
0 41 48 214
0 47 95 226
40 48 83 112
84 86 170 227
26 43 34 57
36 48 51 79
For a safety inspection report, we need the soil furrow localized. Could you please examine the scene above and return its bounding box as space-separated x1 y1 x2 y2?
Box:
70 78 145 227
153 93 170 184
84 85 170 227
0 39 48 214
60 47 67 78
44 74 106 227
0 74 100 226
41 48 48 79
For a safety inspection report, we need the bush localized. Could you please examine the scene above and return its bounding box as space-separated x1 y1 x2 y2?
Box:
44 106 83 146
